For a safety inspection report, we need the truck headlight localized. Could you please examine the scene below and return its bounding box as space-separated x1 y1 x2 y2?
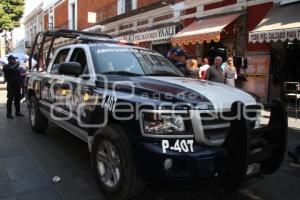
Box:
140 111 190 136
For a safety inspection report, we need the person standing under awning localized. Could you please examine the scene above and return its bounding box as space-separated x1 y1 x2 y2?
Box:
224 57 237 87
199 58 210 80
205 56 225 83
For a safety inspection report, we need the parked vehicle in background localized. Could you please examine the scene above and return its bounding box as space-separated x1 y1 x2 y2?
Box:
26 30 288 200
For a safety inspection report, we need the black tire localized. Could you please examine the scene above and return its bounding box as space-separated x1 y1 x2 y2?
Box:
91 125 145 200
28 95 48 134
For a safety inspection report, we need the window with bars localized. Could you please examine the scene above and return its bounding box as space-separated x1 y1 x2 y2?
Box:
125 0 133 12
180 7 197 16
104 28 116 34
49 15 54 30
118 0 136 14
119 23 133 31
70 3 76 30
153 13 174 23
137 19 148 26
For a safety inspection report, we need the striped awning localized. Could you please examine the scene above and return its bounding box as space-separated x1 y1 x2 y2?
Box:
249 3 300 43
171 13 241 46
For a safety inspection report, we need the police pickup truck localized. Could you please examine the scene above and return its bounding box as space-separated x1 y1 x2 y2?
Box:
26 30 287 200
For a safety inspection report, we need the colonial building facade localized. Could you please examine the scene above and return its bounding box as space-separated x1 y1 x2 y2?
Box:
23 2 44 50
28 0 278 57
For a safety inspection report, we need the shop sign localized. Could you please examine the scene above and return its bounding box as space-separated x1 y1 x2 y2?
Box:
249 28 300 43
115 26 176 42
152 38 171 45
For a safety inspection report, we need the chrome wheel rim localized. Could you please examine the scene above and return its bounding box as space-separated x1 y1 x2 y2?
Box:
29 101 35 126
96 140 121 188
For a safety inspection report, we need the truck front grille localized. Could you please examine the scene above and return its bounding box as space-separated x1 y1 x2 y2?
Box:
200 112 231 144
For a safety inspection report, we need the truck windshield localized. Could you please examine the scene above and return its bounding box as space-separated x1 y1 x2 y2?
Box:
90 46 183 77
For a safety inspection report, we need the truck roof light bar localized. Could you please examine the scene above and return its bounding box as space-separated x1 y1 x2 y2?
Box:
29 29 112 70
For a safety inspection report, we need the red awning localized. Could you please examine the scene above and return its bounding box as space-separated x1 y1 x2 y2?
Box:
249 3 300 43
171 13 241 46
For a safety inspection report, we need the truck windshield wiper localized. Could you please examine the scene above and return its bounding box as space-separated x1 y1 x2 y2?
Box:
101 71 144 76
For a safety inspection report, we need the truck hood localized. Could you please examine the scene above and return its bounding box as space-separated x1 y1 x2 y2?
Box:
143 76 256 110
96 76 256 110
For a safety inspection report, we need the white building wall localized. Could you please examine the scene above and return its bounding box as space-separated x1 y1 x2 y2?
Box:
24 3 44 48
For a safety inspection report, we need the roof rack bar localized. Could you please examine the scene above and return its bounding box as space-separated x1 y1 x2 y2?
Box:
29 29 128 71
46 36 56 67
37 32 48 70
44 29 113 39
29 31 43 70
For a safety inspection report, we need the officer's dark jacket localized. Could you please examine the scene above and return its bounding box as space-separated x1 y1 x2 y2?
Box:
3 63 21 84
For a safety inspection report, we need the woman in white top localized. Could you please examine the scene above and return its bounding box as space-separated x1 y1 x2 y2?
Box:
224 57 237 87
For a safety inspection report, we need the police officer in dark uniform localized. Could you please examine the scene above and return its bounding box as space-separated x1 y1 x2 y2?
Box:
3 55 25 118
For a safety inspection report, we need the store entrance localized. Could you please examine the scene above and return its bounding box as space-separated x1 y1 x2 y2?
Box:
202 41 227 65
269 40 300 101
286 41 300 82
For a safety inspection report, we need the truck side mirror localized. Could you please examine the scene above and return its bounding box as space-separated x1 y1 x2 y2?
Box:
58 62 83 77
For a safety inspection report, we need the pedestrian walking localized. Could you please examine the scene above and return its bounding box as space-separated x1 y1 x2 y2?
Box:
224 57 237 87
205 56 224 83
2 55 25 119
199 58 210 80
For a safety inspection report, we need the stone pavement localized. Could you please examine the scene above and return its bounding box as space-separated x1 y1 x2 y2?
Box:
0 89 299 200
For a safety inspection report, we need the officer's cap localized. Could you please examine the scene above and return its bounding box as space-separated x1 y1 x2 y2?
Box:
7 55 17 60
175 49 185 57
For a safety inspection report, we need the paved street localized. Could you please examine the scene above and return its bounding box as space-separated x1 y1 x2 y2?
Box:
0 89 300 200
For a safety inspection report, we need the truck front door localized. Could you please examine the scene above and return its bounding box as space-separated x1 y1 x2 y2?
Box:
40 48 71 116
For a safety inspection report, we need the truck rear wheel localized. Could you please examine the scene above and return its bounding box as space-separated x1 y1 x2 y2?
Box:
28 96 48 134
91 125 145 200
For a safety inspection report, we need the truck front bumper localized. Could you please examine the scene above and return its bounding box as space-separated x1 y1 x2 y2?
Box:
134 142 225 182
133 100 288 186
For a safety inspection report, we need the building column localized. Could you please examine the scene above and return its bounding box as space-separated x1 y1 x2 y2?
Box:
234 11 247 57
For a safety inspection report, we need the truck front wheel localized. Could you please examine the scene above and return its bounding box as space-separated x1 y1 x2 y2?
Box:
91 125 145 200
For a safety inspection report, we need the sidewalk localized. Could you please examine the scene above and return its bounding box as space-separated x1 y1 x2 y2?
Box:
0 90 103 200
0 105 104 200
